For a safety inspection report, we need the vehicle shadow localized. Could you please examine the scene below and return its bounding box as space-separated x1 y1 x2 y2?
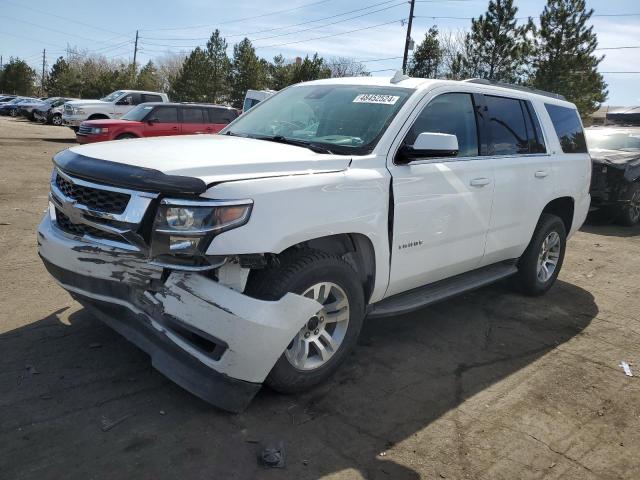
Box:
581 213 640 237
0 280 596 480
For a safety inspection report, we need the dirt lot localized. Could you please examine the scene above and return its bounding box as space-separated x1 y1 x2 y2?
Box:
1 116 639 480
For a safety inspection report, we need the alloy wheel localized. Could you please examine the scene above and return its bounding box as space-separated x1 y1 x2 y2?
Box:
537 231 561 283
285 282 350 371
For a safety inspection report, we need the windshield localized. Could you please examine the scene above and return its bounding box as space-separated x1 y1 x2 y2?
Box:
586 130 640 151
226 84 414 155
100 90 126 102
121 104 154 121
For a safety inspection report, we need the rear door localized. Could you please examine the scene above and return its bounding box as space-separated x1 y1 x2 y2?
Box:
481 95 553 265
180 107 208 134
386 89 495 296
144 105 179 137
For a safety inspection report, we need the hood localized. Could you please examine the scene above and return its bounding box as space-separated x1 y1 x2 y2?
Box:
590 148 640 166
68 134 352 184
66 99 109 108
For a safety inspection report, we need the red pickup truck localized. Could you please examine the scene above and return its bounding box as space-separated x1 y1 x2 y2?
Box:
76 102 239 144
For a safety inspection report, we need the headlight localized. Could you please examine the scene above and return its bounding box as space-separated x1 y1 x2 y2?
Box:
91 127 108 134
150 198 252 270
73 108 85 115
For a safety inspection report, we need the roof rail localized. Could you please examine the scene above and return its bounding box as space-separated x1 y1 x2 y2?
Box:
463 78 566 101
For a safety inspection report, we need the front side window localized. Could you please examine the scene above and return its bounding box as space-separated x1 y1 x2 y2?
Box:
227 84 414 155
152 106 178 123
101 90 125 102
545 104 587 153
404 92 479 157
182 108 205 123
486 95 529 155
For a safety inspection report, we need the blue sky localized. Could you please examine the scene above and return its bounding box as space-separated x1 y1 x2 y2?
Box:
1 0 638 105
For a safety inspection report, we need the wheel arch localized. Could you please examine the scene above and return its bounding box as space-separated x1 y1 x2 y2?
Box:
87 113 109 120
278 233 377 304
541 196 574 234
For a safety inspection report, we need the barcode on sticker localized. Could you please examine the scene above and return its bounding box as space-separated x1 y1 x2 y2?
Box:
353 94 399 105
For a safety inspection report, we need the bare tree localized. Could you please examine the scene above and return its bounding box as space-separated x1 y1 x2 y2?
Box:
156 52 187 92
327 57 370 78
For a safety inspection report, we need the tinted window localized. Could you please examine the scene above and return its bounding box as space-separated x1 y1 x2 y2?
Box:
522 101 546 153
405 93 479 157
142 94 163 103
486 95 528 155
208 108 236 124
152 106 178 123
182 108 205 123
545 104 587 153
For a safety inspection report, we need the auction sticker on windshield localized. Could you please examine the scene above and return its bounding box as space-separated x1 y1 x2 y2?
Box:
353 94 400 105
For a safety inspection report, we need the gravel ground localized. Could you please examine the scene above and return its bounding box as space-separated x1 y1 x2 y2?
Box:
1 116 639 480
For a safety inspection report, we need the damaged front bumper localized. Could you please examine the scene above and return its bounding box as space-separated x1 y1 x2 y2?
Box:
37 214 321 412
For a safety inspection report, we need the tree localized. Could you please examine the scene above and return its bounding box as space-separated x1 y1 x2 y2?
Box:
0 57 37 95
289 54 331 84
532 0 607 117
156 52 185 93
451 0 533 82
408 27 442 78
169 48 213 102
229 38 267 108
135 61 161 91
269 54 293 90
327 57 369 77
45 57 76 96
206 29 231 103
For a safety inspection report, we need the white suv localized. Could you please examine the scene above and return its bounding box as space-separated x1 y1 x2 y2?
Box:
38 75 591 411
62 89 169 129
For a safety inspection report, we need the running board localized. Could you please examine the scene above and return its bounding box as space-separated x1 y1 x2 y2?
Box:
368 261 518 319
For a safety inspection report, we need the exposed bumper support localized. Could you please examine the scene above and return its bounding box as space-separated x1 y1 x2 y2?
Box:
38 215 322 411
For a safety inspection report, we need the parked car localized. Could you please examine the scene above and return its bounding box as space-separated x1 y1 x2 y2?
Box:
0 97 37 116
243 89 275 112
18 98 56 120
586 126 640 225
76 102 239 144
0 94 17 103
38 75 590 412
33 97 75 125
62 90 169 131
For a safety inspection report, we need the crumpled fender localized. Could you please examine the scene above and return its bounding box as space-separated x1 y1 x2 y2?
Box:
155 273 322 383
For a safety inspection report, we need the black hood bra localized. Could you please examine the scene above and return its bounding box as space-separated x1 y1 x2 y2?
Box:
53 148 207 195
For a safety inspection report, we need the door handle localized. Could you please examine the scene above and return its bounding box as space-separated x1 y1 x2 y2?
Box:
535 170 549 178
470 177 491 187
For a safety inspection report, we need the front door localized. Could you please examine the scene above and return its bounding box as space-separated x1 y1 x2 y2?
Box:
386 91 494 297
145 105 179 137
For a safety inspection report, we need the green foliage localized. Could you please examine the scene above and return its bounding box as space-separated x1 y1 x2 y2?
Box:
0 57 37 95
206 30 231 103
45 57 75 96
135 61 162 92
289 54 331 84
532 0 607 117
229 38 267 108
408 27 442 78
451 0 533 82
169 48 212 102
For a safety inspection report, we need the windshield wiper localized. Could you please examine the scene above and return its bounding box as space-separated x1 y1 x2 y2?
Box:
258 135 334 154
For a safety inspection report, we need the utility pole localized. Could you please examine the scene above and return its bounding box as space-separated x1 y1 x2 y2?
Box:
41 49 46 96
402 0 416 74
133 30 139 70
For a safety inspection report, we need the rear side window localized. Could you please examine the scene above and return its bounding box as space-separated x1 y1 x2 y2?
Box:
182 108 205 123
544 104 587 153
142 94 163 103
405 92 479 157
152 106 178 123
486 95 529 155
208 108 236 124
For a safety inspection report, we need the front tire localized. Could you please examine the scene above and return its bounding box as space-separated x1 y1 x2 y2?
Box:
51 114 63 126
516 214 567 296
246 249 365 394
116 133 136 140
616 183 640 226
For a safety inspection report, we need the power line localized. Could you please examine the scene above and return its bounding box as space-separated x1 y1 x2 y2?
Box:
140 0 336 32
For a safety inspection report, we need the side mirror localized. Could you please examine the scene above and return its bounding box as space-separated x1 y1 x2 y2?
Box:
397 132 459 164
147 118 159 125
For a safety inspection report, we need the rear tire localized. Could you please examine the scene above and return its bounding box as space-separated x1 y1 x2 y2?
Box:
616 183 640 226
516 214 567 296
245 249 365 394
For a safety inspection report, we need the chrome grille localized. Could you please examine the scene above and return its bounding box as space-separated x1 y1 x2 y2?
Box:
78 124 93 135
55 173 129 214
55 208 123 243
